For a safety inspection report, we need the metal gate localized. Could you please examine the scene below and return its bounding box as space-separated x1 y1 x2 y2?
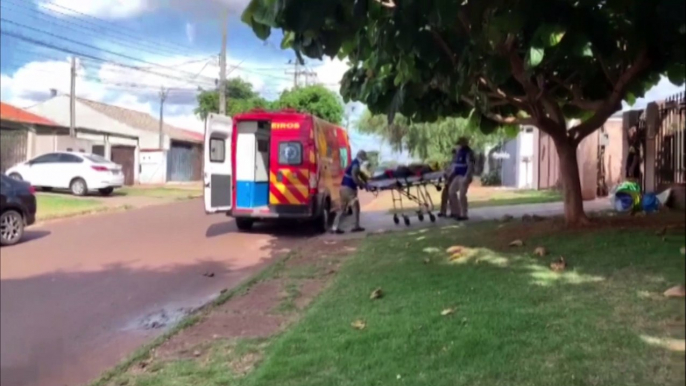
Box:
0 129 28 173
111 145 135 186
655 92 685 188
167 142 195 182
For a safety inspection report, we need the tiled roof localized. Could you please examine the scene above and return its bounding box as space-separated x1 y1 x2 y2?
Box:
76 97 201 144
0 102 59 126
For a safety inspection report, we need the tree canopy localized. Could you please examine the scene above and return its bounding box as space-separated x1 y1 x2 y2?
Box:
358 110 517 164
275 84 345 124
195 77 271 120
242 0 685 224
195 80 344 124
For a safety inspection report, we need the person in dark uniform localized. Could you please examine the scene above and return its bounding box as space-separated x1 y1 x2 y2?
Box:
448 137 474 220
331 150 368 234
626 126 642 182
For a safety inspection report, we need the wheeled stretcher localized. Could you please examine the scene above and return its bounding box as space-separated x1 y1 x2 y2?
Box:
365 171 447 226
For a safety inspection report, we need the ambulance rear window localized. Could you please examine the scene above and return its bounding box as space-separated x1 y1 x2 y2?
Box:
278 142 302 165
209 138 225 162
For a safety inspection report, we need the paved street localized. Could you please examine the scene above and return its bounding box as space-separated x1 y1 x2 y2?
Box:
0 199 324 386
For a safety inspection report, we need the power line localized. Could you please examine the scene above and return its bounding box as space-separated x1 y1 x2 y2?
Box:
1 18 219 84
0 1 197 61
3 0 200 57
1 31 215 88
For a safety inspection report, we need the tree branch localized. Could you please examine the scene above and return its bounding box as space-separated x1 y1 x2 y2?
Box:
478 77 527 109
460 96 536 126
569 48 651 144
431 31 458 66
549 74 604 111
596 53 617 86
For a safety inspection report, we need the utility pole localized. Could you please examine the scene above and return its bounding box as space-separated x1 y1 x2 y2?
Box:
285 59 317 89
158 87 169 149
69 56 76 137
218 12 228 115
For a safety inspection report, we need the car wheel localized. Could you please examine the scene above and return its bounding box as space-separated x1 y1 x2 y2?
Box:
98 187 114 196
8 173 22 181
70 178 88 196
235 218 254 232
0 210 24 246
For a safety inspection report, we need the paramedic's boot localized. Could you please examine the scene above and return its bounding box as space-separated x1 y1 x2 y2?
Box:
350 226 365 233
331 228 345 234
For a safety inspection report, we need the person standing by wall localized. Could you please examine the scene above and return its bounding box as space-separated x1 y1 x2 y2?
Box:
448 137 474 221
331 150 368 234
626 126 642 184
438 148 457 217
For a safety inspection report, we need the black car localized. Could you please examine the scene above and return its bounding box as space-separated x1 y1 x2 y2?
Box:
1 174 37 246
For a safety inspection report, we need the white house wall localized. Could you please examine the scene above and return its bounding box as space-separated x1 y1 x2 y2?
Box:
26 96 166 183
139 150 167 184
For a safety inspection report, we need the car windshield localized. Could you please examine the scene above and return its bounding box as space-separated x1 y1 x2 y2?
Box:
83 154 112 164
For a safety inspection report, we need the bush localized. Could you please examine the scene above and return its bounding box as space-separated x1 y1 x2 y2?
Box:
480 169 502 186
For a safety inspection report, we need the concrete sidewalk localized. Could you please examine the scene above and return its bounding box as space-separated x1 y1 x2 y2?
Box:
323 198 612 240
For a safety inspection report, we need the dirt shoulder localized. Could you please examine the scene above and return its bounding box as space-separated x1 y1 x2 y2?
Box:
93 237 360 386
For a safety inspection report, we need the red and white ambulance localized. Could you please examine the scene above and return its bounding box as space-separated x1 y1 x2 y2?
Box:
203 110 352 232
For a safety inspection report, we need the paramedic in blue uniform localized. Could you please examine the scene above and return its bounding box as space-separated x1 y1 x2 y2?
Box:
448 137 474 220
331 150 368 234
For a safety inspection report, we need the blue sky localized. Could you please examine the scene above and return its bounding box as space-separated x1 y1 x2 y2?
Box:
0 0 683 164
0 0 410 162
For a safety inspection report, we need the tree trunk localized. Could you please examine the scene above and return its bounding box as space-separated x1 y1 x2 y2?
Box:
554 137 589 226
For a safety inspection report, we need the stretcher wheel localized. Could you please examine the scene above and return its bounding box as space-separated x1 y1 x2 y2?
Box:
436 185 442 192
403 215 411 226
393 214 400 225
429 213 436 222
418 213 424 222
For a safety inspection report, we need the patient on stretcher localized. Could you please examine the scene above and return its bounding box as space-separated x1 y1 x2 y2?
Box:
369 163 439 181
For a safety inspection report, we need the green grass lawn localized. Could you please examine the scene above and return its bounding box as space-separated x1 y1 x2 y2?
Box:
36 195 106 220
105 216 686 386
117 186 202 200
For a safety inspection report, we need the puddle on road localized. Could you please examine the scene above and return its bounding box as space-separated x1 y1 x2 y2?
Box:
123 307 196 332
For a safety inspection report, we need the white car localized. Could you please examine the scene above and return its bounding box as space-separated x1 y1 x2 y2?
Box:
6 152 125 196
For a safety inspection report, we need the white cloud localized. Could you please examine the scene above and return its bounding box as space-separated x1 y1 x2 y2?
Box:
185 23 196 44
622 76 685 111
38 0 252 20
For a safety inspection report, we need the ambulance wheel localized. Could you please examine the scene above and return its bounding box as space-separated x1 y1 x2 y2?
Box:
314 201 331 233
393 214 400 225
429 214 436 223
403 216 410 226
418 213 424 222
235 218 254 232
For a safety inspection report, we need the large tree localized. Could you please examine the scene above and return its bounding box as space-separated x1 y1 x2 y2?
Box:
195 77 272 120
275 84 345 124
242 0 685 225
358 110 516 164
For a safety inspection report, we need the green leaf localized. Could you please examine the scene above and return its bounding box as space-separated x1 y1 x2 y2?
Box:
666 63 686 85
533 25 566 48
625 92 637 106
527 47 545 68
281 31 295 49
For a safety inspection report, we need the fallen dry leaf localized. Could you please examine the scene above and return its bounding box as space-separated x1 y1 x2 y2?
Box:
370 288 383 300
449 253 465 261
550 257 567 272
351 319 366 330
446 245 464 253
202 272 215 278
664 285 686 298
441 308 455 316
509 239 524 247
533 247 548 257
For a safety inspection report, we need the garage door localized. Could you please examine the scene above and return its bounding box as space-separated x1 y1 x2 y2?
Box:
167 142 198 182
111 145 135 186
